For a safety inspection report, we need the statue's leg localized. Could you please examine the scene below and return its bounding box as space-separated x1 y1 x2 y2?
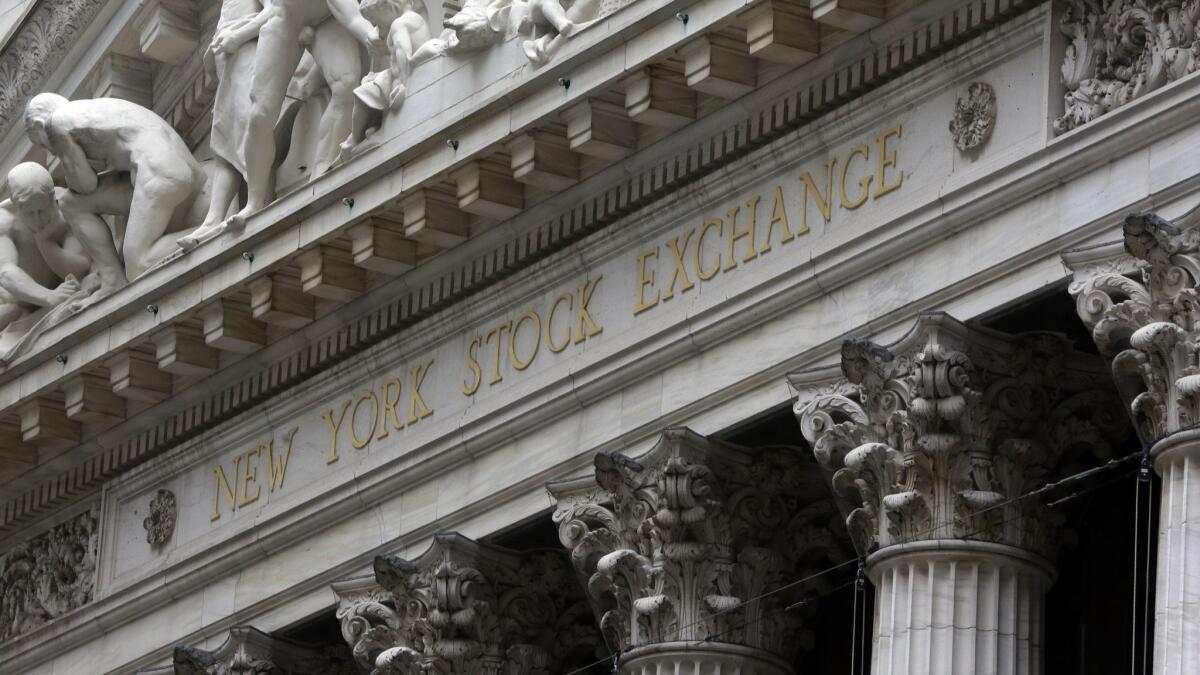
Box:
234 12 306 224
58 175 132 297
311 21 364 175
0 287 27 330
123 173 192 281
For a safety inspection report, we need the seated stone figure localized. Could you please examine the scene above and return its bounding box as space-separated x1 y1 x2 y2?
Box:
0 162 89 333
520 0 600 65
24 94 209 297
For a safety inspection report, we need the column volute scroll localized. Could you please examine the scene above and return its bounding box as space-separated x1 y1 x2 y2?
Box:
548 428 851 675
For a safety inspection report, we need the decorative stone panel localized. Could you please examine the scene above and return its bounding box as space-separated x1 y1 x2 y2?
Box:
0 506 98 642
1055 0 1200 134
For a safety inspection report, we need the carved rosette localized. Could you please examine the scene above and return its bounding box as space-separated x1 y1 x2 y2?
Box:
791 313 1124 556
137 625 352 675
548 428 849 669
1067 211 1200 441
144 488 177 547
334 533 601 675
0 506 98 643
948 82 996 152
1055 0 1200 135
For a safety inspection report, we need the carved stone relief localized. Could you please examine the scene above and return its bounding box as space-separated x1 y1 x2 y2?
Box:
548 428 850 667
137 625 354 675
1055 0 1200 135
143 488 177 547
0 506 98 642
791 313 1125 555
333 533 603 674
948 81 996 152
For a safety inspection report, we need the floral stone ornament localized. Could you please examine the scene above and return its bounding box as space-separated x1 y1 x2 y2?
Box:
143 489 177 547
948 81 996 152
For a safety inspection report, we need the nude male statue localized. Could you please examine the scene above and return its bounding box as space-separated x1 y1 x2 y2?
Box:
0 162 90 331
231 0 382 226
25 94 209 295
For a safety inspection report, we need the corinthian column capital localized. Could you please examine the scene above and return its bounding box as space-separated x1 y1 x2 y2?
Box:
333 533 600 675
137 626 347 674
791 312 1123 555
1067 212 1200 441
549 428 850 674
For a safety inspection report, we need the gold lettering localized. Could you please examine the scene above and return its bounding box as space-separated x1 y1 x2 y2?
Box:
237 445 262 508
547 293 573 352
875 126 903 198
267 427 298 492
350 391 379 450
695 218 722 281
510 310 542 371
662 229 695 301
839 144 872 209
485 322 511 385
211 457 239 521
461 336 483 395
760 188 797 255
408 358 434 424
723 205 756 271
800 158 835 231
380 378 403 437
574 275 603 343
322 399 352 464
634 248 659 315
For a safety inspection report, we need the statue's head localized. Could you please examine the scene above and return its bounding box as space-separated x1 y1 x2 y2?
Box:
24 93 69 150
8 162 54 214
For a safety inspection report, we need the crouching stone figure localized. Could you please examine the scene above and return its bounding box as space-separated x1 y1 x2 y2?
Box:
24 94 209 297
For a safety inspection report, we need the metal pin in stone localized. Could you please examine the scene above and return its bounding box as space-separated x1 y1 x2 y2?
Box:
146 304 158 315
558 77 571 89
55 354 68 365
447 139 459 150
675 12 688 23
241 251 255 263
342 197 355 208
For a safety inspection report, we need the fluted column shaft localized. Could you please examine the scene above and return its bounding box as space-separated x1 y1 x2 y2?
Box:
868 541 1052 675
1151 429 1200 675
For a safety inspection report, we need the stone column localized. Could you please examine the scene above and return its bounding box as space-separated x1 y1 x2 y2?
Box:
1067 213 1200 674
548 428 851 675
792 313 1123 675
332 532 602 674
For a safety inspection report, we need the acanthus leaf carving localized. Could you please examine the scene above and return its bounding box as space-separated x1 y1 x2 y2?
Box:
137 625 353 675
793 313 1124 555
548 428 850 662
334 533 602 675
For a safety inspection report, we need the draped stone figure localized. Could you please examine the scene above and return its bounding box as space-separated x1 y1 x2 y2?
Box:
180 0 273 251
228 0 382 227
0 163 89 348
24 94 209 296
520 0 600 65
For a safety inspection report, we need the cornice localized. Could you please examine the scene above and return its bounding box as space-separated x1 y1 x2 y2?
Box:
0 0 1047 536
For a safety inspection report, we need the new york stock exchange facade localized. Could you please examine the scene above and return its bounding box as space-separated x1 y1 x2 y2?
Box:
4 0 1200 672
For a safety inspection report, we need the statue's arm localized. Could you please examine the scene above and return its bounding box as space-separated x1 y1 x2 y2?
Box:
326 0 379 45
0 234 57 307
35 229 90 281
47 127 98 195
213 2 278 54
